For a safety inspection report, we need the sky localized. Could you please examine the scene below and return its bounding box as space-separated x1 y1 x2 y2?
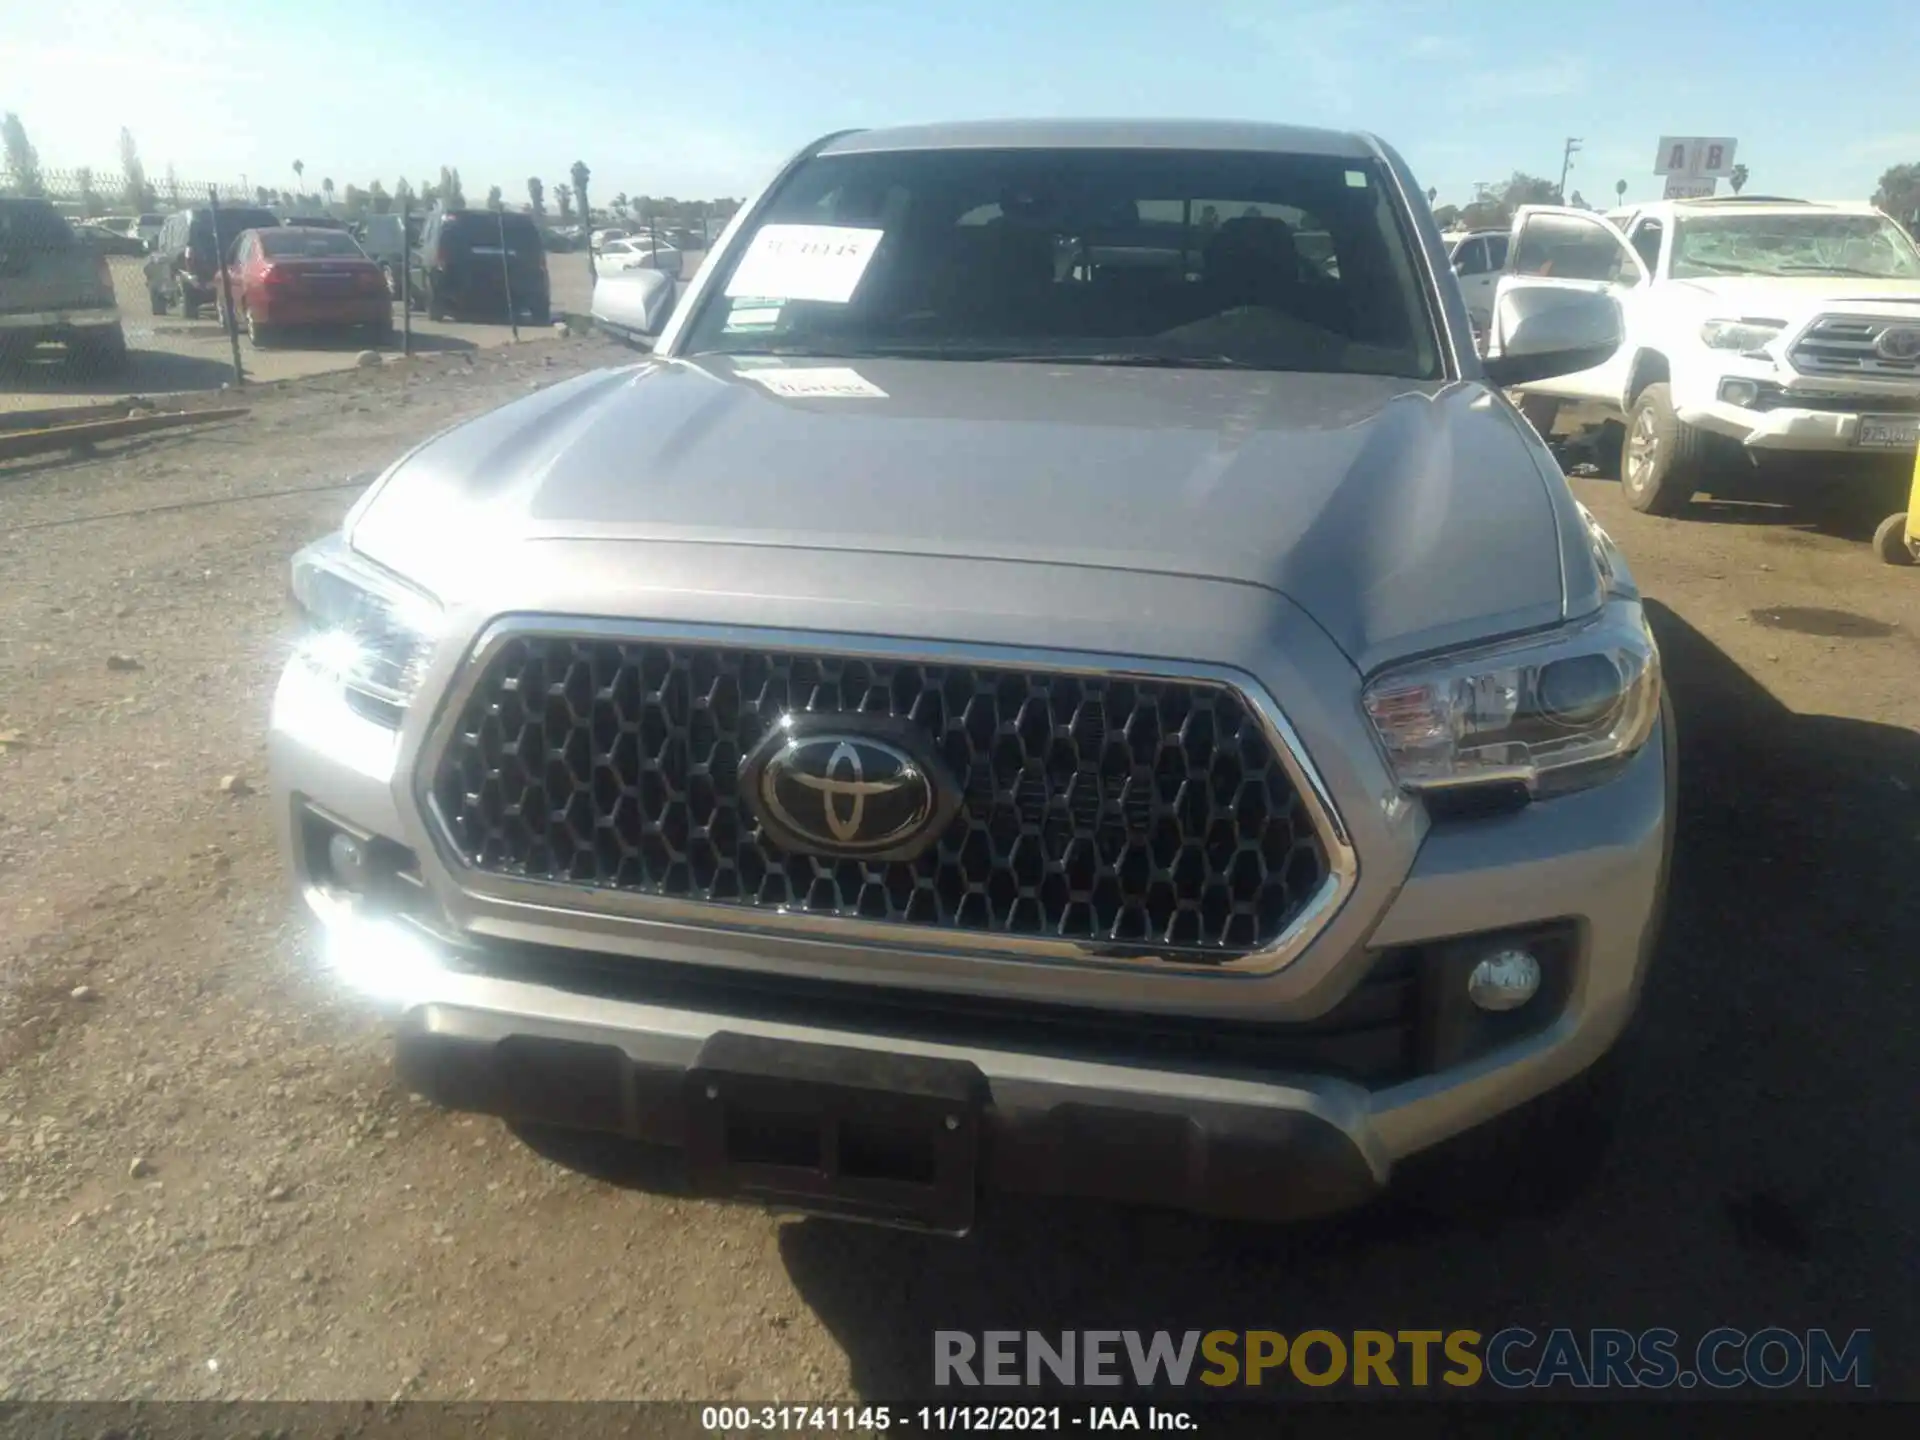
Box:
4 0 1918 211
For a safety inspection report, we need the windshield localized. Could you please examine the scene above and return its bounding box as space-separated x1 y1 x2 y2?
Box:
680 146 1442 378
1670 212 1920 279
261 230 366 258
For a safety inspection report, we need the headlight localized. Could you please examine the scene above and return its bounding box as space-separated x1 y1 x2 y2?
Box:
289 534 442 724
1362 602 1661 794
1699 318 1785 352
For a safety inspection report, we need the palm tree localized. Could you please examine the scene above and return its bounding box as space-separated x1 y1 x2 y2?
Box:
1729 163 1749 195
292 159 305 194
322 177 335 207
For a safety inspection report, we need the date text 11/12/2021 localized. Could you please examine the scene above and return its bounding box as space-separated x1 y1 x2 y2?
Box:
700 1406 1195 1432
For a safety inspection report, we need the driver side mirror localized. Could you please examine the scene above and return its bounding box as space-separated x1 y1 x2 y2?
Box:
1480 278 1622 387
590 266 677 348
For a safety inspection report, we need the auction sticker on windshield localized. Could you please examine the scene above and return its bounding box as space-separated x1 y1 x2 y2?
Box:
723 297 784 333
723 224 884 303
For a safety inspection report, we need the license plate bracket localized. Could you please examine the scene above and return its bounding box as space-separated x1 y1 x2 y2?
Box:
684 1033 984 1233
1857 415 1920 450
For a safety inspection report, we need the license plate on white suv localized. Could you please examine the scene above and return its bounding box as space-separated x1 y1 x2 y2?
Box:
1857 415 1920 450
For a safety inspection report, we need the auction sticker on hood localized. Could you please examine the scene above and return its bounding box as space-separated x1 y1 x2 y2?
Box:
722 224 884 304
737 366 888 399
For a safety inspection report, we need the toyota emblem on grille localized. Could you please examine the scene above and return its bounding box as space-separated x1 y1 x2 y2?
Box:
741 717 960 860
1875 326 1920 362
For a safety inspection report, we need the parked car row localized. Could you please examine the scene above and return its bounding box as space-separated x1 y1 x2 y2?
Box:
124 204 557 346
0 196 567 376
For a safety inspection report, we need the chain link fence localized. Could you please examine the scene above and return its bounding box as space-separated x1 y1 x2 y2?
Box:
8 168 317 219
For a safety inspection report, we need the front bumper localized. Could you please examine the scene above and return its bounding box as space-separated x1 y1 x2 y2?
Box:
1680 396 1920 454
271 630 1674 1222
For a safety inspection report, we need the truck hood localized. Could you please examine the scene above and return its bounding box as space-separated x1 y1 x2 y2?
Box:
1672 275 1920 315
348 355 1580 674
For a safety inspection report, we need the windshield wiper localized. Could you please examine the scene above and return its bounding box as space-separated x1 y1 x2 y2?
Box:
1775 262 1904 279
992 352 1262 369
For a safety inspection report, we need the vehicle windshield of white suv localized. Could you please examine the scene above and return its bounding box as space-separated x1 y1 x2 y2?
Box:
1670 212 1920 280
681 147 1443 378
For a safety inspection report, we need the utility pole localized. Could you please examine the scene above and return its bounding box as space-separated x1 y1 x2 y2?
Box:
1558 138 1583 203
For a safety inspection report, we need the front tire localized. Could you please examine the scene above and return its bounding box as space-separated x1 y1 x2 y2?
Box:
245 306 273 348
1622 382 1711 515
426 280 449 322
180 281 202 321
1875 511 1917 566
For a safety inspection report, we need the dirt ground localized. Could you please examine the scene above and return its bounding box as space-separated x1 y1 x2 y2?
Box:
1 347 1916 1402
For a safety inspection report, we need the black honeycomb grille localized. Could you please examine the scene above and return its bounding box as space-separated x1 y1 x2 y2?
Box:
428 637 1334 960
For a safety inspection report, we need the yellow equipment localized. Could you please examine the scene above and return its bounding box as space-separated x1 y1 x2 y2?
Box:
1875 445 1920 566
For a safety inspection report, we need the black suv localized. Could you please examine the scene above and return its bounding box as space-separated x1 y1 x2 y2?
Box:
408 209 551 323
142 205 281 318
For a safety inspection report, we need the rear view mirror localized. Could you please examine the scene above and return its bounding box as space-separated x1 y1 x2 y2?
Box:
1481 279 1621 387
591 267 677 347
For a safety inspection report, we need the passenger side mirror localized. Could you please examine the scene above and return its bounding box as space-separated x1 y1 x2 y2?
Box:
590 267 677 348
1480 278 1622 387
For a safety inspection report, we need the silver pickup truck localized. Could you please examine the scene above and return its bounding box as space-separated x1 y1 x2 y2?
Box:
271 119 1673 1232
0 197 128 374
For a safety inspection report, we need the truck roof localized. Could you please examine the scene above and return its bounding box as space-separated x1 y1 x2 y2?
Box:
819 118 1381 160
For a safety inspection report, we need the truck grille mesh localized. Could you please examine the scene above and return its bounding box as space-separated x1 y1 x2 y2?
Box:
428 637 1333 960
1788 315 1920 379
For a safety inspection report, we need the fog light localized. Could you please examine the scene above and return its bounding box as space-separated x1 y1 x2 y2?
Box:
326 831 370 892
1466 949 1542 1012
1718 378 1761 407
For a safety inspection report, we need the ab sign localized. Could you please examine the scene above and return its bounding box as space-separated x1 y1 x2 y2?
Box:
1656 136 1739 200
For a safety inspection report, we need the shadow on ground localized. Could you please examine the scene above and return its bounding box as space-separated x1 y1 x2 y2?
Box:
1551 422 1908 545
0 346 239 397
520 605 1920 1399
253 328 481 356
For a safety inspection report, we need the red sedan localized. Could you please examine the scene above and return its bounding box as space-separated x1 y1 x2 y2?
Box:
218 226 394 347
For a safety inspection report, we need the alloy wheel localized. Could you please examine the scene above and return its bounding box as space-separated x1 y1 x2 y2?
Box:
1625 407 1659 494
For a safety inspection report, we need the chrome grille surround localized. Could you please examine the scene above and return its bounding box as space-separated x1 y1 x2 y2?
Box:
1787 314 1920 380
415 619 1357 975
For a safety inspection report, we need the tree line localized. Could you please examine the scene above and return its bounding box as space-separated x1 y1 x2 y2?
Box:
0 114 742 233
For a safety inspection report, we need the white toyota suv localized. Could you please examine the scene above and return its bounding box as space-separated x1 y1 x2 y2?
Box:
1499 197 1920 514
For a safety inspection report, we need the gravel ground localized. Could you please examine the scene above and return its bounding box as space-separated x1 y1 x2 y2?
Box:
1 357 1917 1402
